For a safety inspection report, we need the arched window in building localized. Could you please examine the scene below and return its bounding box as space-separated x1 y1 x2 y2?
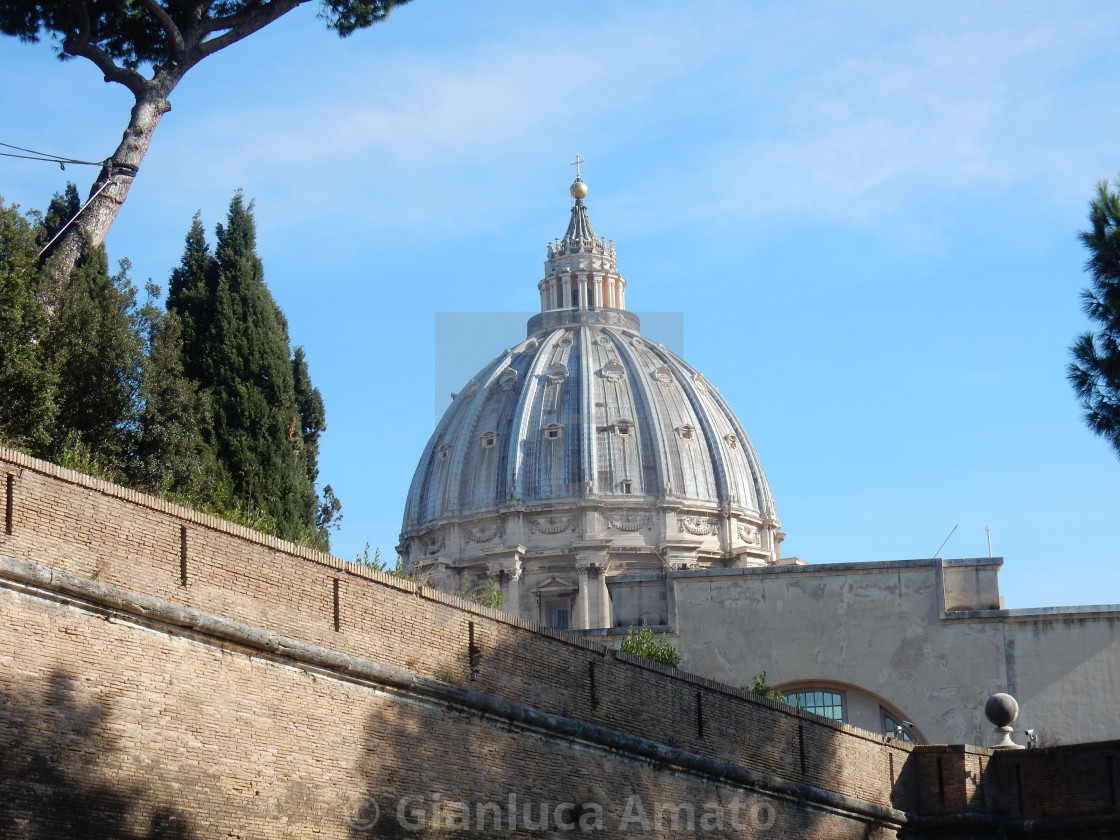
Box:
786 689 846 721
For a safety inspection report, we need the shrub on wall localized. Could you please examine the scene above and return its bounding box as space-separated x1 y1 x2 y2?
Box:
619 621 681 668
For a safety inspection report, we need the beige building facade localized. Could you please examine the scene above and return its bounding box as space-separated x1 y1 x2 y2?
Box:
606 556 1120 748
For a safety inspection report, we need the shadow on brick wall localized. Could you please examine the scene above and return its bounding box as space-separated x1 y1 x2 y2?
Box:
0 670 198 840
340 627 889 840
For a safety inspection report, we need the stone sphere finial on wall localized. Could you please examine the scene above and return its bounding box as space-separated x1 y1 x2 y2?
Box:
985 693 1025 750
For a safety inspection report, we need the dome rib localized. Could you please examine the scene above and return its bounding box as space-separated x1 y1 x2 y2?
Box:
654 348 728 505
609 330 668 496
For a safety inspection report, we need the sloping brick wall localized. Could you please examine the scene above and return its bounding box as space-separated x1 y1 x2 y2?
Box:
1 446 1118 839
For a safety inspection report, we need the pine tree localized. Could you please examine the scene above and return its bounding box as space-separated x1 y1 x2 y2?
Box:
1070 178 1120 460
167 193 330 546
1 0 414 284
0 198 57 451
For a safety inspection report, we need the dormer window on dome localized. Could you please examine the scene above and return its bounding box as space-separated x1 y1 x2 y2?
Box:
677 425 696 441
601 359 625 382
480 431 498 448
614 420 633 436
544 423 564 440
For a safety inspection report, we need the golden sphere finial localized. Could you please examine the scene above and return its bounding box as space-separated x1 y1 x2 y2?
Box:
569 153 589 199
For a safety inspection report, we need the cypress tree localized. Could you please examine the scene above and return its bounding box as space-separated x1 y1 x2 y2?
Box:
0 198 57 451
292 345 325 485
167 212 215 385
167 193 330 545
129 281 215 497
294 345 340 547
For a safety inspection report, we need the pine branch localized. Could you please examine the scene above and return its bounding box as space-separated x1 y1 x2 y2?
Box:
139 0 186 53
199 0 307 57
62 36 148 96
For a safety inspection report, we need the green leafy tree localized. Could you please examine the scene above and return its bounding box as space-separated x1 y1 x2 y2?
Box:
1070 178 1120 459
0 198 57 451
619 620 681 668
167 193 331 547
1 0 414 283
317 483 343 537
458 571 503 610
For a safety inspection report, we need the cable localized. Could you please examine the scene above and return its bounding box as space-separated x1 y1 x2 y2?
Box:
37 177 119 258
0 141 106 169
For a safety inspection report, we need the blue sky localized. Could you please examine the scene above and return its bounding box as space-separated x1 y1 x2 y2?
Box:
3 0 1119 608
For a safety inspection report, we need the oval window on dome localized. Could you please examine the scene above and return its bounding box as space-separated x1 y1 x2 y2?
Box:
653 365 673 384
725 433 739 450
547 362 568 382
500 368 518 390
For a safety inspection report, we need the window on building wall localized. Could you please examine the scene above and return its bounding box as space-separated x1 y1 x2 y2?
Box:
541 597 571 630
786 690 846 722
882 710 914 742
621 480 633 494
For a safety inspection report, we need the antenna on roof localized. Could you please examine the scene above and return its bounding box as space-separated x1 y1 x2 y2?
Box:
932 524 958 559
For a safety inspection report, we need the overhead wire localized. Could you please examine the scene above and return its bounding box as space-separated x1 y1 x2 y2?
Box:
0 141 107 170
0 139 116 256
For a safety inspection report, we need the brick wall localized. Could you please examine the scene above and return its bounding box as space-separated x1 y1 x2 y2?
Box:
1 446 1118 839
